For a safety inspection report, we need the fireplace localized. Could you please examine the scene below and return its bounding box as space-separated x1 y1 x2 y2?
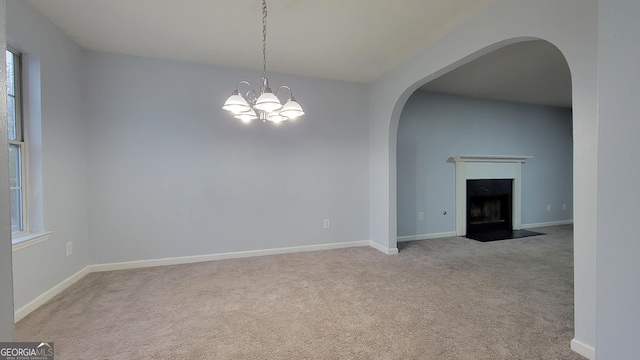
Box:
466 179 513 234
449 155 532 236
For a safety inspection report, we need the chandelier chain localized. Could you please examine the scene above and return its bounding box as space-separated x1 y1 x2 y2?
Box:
262 0 268 80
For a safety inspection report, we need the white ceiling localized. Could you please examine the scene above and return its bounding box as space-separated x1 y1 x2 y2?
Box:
420 40 572 107
25 0 495 83
26 0 571 107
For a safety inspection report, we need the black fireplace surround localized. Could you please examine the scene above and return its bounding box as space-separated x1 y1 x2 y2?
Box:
466 179 513 235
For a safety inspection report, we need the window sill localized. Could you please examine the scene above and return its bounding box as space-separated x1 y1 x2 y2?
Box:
12 231 52 252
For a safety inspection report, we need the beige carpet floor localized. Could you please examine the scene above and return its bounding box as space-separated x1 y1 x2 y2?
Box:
16 225 585 359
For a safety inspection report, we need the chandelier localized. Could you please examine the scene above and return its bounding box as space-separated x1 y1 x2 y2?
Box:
222 0 304 124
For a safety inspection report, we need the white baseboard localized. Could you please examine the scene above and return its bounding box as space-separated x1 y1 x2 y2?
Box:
397 231 457 242
14 266 90 322
16 240 372 321
89 240 372 272
12 239 407 321
520 220 573 229
571 338 595 359
368 240 398 255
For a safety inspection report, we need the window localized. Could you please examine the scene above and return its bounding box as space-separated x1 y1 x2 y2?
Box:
6 49 27 236
7 48 49 250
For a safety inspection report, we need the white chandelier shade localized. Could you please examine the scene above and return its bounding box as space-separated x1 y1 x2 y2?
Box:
234 109 258 123
222 91 251 114
222 0 304 124
279 96 305 119
253 89 282 113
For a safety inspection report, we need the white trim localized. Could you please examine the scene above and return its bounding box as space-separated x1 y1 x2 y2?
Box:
571 338 595 359
12 231 51 252
450 155 532 163
520 220 573 229
397 231 457 242
14 266 90 322
14 240 396 322
368 240 399 255
89 240 371 272
9 140 28 236
8 50 30 238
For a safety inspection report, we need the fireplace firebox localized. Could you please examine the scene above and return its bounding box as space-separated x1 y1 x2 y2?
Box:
466 179 513 234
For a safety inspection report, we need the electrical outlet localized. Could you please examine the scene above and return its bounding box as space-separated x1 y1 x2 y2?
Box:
563 203 567 211
66 242 73 256
418 212 424 220
323 219 330 229
547 204 551 211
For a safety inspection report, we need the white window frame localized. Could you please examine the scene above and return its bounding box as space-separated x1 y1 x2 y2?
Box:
7 47 51 251
9 142 28 237
7 48 29 238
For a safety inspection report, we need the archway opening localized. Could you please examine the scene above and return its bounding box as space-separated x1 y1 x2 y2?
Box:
392 39 578 356
396 40 572 242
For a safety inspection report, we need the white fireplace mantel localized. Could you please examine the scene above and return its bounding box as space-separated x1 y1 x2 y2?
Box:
449 155 532 164
449 155 532 236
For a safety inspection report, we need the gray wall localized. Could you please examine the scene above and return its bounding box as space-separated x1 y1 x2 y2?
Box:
6 0 89 310
397 91 573 237
0 0 15 341
5 0 369 314
596 0 640 358
85 51 370 264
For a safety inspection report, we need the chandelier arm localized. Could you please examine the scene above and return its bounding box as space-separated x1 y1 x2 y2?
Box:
236 80 253 90
274 85 293 98
245 89 259 106
234 80 258 105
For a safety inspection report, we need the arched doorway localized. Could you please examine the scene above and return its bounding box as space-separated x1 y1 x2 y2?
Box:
396 40 572 243
368 14 597 354
393 40 577 356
